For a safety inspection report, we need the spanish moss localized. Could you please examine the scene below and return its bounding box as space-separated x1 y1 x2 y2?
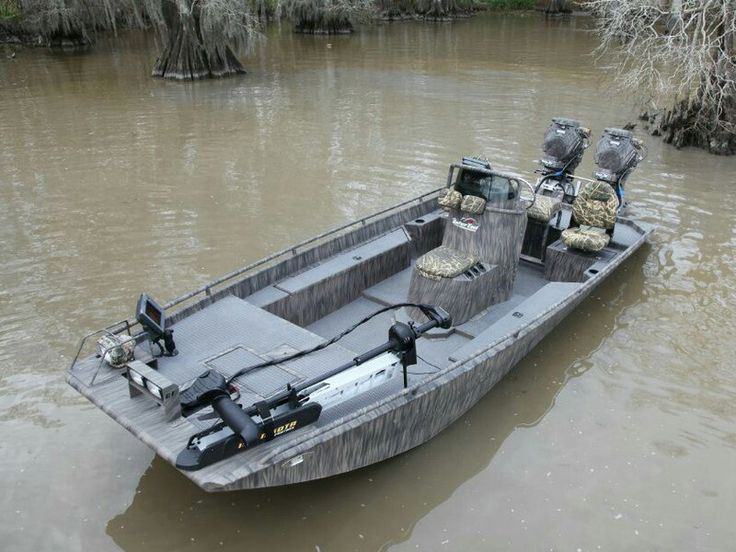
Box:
376 0 474 21
282 0 373 34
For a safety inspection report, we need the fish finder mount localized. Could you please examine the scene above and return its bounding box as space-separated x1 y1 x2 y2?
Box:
136 293 178 357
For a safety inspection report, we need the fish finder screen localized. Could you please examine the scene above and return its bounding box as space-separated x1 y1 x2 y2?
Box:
136 293 166 337
146 301 161 327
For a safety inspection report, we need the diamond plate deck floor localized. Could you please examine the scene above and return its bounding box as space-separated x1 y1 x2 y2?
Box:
155 296 358 407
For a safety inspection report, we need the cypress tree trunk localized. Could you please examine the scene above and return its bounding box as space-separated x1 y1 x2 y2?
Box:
152 1 245 80
291 0 354 34
641 93 736 155
640 2 735 155
377 0 472 21
545 0 572 14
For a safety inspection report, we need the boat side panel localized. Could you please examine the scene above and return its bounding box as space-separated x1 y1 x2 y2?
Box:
166 198 438 325
265 229 412 327
195 222 652 490
206 283 587 491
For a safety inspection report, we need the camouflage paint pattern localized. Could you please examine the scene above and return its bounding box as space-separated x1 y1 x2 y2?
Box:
561 227 610 252
527 194 562 222
415 245 478 281
438 189 463 210
96 334 136 368
572 181 619 230
460 195 486 215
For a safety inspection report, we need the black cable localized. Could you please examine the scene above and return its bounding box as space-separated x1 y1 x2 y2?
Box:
415 353 442 373
225 302 432 385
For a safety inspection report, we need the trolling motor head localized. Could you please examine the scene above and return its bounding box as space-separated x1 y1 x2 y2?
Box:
593 128 645 194
540 118 591 176
136 293 177 357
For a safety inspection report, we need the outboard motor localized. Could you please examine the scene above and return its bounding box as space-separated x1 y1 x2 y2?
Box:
592 128 646 204
537 118 591 203
541 118 590 176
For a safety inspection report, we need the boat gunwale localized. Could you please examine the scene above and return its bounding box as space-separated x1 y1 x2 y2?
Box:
67 187 444 374
199 217 654 481
66 194 653 490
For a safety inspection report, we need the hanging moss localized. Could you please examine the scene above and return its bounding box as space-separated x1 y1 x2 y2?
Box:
0 0 113 46
376 0 474 21
0 0 19 19
283 0 370 34
151 0 246 80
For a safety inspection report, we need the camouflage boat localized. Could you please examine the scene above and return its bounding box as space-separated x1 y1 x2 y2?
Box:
67 120 652 491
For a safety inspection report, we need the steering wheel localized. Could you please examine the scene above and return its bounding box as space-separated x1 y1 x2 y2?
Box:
516 177 537 210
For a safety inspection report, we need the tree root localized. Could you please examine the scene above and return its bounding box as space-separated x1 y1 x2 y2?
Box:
640 102 736 156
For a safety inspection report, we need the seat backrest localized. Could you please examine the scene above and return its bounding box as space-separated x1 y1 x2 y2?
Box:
572 181 619 230
527 194 562 223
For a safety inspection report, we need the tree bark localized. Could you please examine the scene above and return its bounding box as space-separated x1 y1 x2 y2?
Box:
545 0 571 14
152 1 245 80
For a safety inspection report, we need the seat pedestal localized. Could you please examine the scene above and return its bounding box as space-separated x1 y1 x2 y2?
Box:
544 240 598 282
408 264 501 325
521 219 563 261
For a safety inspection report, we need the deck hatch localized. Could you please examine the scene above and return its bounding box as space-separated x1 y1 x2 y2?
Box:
238 365 300 398
205 346 265 377
205 346 302 399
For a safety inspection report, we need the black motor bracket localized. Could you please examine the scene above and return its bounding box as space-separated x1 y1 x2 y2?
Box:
176 371 322 471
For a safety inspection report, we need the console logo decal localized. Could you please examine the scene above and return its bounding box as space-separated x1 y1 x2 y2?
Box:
452 217 479 232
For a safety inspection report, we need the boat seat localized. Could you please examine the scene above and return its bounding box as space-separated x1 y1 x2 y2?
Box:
561 227 610 252
460 194 486 214
438 188 486 215
561 181 619 252
527 194 562 223
438 188 462 210
415 245 478 281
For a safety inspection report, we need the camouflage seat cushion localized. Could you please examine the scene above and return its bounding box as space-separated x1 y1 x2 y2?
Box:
460 194 486 214
572 181 619 230
415 245 478 281
527 194 562 222
561 227 610 252
438 189 463 210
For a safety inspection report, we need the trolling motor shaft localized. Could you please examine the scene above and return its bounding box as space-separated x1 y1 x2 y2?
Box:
176 305 451 471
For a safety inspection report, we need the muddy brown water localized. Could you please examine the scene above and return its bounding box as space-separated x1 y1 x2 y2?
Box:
1 13 735 551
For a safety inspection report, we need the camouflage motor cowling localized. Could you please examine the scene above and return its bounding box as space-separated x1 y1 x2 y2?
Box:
593 128 643 184
541 118 590 174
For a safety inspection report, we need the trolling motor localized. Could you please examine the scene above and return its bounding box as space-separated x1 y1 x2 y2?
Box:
175 304 452 471
537 118 591 203
592 128 646 204
136 293 178 357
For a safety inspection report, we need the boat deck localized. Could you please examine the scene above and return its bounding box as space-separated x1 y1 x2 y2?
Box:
66 195 652 490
